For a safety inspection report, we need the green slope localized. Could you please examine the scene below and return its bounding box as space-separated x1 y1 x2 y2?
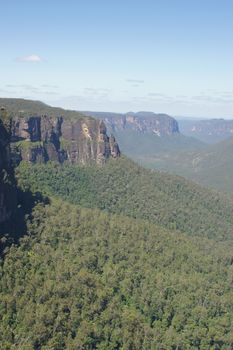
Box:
1 198 233 349
143 135 233 194
16 157 233 241
113 130 206 157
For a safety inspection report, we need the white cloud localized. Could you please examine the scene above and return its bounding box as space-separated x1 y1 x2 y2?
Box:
16 54 44 62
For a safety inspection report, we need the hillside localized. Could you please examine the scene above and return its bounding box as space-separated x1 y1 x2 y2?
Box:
143 135 233 194
114 131 206 158
1 198 233 349
16 157 233 242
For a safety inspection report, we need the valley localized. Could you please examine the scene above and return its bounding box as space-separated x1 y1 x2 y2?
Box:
141 135 233 194
84 109 233 194
1 99 233 349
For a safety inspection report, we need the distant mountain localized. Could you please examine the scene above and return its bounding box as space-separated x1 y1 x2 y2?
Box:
84 111 206 157
143 135 233 193
179 118 233 144
84 111 179 136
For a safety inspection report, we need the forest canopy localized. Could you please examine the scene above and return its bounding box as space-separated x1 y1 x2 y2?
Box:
1 199 233 349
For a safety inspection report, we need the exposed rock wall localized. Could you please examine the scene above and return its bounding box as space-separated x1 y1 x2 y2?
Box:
84 111 179 136
0 108 17 224
9 113 120 165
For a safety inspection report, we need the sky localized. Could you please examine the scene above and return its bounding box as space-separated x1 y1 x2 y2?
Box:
1 0 233 118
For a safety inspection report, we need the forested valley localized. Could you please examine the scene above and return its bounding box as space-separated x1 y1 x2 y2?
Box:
1 157 233 349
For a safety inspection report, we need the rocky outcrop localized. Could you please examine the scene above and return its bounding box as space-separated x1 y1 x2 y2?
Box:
84 111 179 136
0 100 120 166
0 108 17 224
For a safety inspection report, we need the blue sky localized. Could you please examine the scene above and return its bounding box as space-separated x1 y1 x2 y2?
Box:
1 0 233 117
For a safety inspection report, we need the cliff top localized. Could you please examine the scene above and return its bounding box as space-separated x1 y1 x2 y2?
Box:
83 110 174 120
0 98 93 121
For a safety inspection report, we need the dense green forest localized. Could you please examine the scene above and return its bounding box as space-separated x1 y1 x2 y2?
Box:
16 157 233 241
1 199 233 349
2 153 233 349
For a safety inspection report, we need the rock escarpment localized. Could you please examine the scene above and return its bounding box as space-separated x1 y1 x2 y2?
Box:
84 111 179 136
0 108 17 224
10 116 120 165
0 98 121 225
0 99 120 166
179 118 233 144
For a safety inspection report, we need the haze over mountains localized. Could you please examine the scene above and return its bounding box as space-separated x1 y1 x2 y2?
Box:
84 109 233 193
84 111 179 136
178 118 233 144
151 135 233 193
85 111 206 157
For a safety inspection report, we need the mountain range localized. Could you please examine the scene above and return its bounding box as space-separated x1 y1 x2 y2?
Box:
149 135 233 193
83 109 233 193
84 111 206 157
179 117 233 143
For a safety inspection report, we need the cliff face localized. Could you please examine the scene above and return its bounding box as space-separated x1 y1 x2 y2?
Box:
1 102 120 166
84 111 179 136
0 108 17 224
179 119 233 144
0 99 121 224
0 98 120 230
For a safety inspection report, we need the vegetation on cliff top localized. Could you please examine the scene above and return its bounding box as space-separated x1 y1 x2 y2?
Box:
0 98 92 121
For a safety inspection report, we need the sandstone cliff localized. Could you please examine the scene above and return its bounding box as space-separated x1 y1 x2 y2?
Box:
84 111 179 136
0 98 120 166
0 108 17 224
